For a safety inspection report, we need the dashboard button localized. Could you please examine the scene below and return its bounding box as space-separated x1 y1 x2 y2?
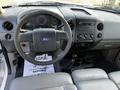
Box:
97 33 102 38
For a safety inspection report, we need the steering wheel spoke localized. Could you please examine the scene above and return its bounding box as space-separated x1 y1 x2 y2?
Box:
56 31 69 41
27 52 36 60
19 32 33 42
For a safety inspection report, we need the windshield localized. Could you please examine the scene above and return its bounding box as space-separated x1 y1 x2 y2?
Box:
1 0 120 10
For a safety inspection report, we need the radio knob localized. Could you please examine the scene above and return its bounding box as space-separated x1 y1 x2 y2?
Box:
97 33 102 38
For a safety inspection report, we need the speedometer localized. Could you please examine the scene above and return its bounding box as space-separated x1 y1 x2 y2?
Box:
36 15 47 26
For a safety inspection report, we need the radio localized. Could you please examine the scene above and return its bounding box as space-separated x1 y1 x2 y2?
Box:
75 19 104 43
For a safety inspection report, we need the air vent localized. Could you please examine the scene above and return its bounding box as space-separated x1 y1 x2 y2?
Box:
97 23 104 31
3 21 13 31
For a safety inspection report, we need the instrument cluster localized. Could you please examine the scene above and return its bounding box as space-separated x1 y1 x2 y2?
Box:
22 14 61 30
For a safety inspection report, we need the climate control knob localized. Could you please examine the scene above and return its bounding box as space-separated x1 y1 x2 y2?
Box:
97 23 104 31
77 34 85 40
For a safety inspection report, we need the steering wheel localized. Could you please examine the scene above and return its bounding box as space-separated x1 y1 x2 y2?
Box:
14 10 72 65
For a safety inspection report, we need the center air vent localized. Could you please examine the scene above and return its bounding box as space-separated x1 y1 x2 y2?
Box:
97 23 104 31
3 21 13 31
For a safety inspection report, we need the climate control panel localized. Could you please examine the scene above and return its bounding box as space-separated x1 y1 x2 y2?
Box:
77 32 95 42
75 18 104 43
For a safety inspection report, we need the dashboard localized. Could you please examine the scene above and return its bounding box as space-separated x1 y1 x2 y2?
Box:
0 3 120 52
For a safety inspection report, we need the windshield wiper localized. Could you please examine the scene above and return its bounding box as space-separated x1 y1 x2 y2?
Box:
18 1 64 6
2 1 64 8
87 7 120 14
2 5 12 8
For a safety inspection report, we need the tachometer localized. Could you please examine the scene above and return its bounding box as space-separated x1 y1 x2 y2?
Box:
36 15 47 26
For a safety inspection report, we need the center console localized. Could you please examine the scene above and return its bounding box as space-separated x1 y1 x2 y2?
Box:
73 16 104 49
75 18 104 43
59 6 104 49
68 8 104 48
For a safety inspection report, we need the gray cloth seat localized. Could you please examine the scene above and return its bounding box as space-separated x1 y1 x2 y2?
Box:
109 71 120 89
9 73 77 90
72 68 118 90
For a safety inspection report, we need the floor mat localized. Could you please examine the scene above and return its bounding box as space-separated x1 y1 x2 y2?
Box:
93 52 117 73
23 54 55 77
